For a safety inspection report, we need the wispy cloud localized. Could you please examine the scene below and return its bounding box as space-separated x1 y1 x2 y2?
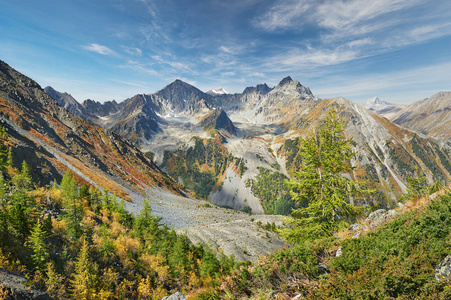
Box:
250 0 451 76
253 0 310 31
122 46 142 56
119 60 159 76
136 0 157 17
151 55 196 74
316 0 416 31
261 47 359 73
314 62 451 104
254 0 417 33
82 43 117 56
112 79 148 89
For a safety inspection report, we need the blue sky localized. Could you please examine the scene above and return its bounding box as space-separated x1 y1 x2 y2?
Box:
0 0 450 105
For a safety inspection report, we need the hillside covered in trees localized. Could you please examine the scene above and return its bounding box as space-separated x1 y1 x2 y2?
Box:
0 125 239 299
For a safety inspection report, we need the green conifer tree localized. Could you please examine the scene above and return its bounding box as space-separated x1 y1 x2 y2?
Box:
28 221 48 270
284 108 371 242
21 160 31 179
6 148 13 167
60 171 83 239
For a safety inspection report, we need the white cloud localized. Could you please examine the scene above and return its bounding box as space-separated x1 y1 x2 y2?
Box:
119 60 159 76
314 62 451 104
263 47 359 72
123 46 143 56
82 43 117 56
346 38 374 48
253 0 310 31
254 0 418 33
112 79 148 89
219 46 233 54
151 55 195 74
316 0 415 30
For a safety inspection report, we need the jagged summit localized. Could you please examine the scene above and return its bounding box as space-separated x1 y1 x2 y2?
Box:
82 98 122 117
158 79 202 94
278 76 293 86
363 96 406 119
44 86 90 120
364 96 394 110
270 77 314 100
243 83 272 95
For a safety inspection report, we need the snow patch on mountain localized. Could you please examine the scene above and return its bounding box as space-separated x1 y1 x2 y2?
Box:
207 87 230 95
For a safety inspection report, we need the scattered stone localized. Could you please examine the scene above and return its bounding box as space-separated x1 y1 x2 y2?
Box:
352 231 361 239
429 193 438 201
397 202 406 210
336 247 342 257
365 209 401 230
435 254 451 281
349 223 364 231
318 263 327 274
292 294 303 299
0 268 52 300
162 292 186 300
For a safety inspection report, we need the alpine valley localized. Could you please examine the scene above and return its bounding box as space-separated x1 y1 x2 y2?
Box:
46 68 451 215
2 59 451 258
2 59 451 298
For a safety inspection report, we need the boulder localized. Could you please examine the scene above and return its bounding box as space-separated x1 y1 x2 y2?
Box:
352 231 361 239
365 209 400 230
435 254 451 281
0 268 52 300
349 223 364 231
162 292 186 300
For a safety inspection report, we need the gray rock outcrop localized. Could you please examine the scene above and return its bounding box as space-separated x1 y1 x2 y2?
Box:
0 268 52 300
162 291 185 300
352 231 361 239
365 209 401 230
349 223 364 231
435 254 451 281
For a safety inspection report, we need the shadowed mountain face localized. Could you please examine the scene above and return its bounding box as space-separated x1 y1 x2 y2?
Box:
0 60 182 199
199 109 237 135
44 86 91 120
82 98 122 117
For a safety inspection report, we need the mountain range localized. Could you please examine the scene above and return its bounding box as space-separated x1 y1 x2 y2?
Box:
43 72 451 215
2 57 451 218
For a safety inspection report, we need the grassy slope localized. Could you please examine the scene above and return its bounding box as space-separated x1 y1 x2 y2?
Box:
206 191 451 299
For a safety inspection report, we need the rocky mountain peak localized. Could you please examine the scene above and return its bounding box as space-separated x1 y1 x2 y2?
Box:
199 108 236 135
157 79 206 99
364 96 394 110
82 98 122 117
44 86 89 120
278 76 293 86
242 83 272 95
270 77 314 99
